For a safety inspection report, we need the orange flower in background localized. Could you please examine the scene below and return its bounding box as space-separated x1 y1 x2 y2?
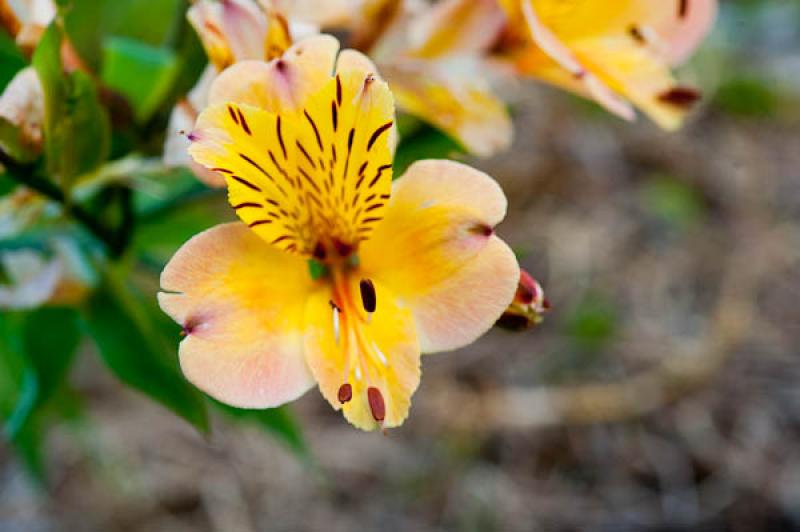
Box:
158 36 519 430
495 0 717 130
361 0 513 157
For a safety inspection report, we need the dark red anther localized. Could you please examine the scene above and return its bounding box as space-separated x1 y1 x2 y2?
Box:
367 387 385 422
275 59 287 73
332 238 354 258
338 383 352 404
657 86 701 108
360 279 376 313
313 242 327 261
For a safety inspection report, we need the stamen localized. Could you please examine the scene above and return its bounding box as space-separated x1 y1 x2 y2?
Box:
658 86 701 108
372 341 389 367
367 387 385 422
359 279 376 313
313 242 327 261
329 300 341 344
338 383 352 403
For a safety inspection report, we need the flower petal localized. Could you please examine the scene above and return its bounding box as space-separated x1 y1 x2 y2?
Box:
359 160 519 353
163 66 224 187
384 59 512 157
408 0 505 58
208 35 340 113
656 0 718 66
0 66 45 155
190 66 394 257
502 0 706 129
304 277 420 430
158 222 316 408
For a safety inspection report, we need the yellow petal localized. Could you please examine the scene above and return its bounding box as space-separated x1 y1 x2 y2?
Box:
208 35 340 113
190 66 395 258
384 60 512 157
158 222 316 408
571 37 691 130
304 275 420 430
502 0 704 129
187 0 235 69
408 0 505 59
359 160 519 352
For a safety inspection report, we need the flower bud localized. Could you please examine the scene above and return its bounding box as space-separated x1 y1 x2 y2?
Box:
496 269 549 331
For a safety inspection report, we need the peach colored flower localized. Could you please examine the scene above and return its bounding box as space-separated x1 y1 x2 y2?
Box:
158 36 519 430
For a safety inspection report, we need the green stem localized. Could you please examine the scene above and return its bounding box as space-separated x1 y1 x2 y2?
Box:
1 155 126 257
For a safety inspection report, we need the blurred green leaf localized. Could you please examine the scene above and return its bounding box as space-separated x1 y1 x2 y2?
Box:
33 23 111 190
0 116 40 163
393 122 464 176
102 37 181 123
134 189 231 266
713 77 780 118
213 401 309 458
64 0 184 69
82 269 209 432
642 176 705 231
0 31 26 89
0 314 45 479
4 308 81 440
564 295 618 352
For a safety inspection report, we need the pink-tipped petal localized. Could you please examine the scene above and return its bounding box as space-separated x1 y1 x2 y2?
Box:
158 223 316 408
359 160 520 353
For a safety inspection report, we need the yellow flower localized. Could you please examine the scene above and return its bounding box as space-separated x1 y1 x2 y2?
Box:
495 0 717 130
158 36 519 430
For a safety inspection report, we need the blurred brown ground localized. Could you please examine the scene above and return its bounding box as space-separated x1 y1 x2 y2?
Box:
2 3 800 531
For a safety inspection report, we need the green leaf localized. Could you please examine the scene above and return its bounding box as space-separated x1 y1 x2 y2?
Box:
63 0 184 69
0 31 26 89
101 37 181 123
81 269 209 432
2 308 81 440
393 122 465 176
33 23 111 190
0 314 45 480
212 400 308 458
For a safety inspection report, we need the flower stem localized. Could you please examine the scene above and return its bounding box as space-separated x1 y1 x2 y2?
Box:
1 154 127 257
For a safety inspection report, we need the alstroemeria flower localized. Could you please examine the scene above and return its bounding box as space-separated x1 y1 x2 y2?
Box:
157 35 519 430
495 0 717 130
